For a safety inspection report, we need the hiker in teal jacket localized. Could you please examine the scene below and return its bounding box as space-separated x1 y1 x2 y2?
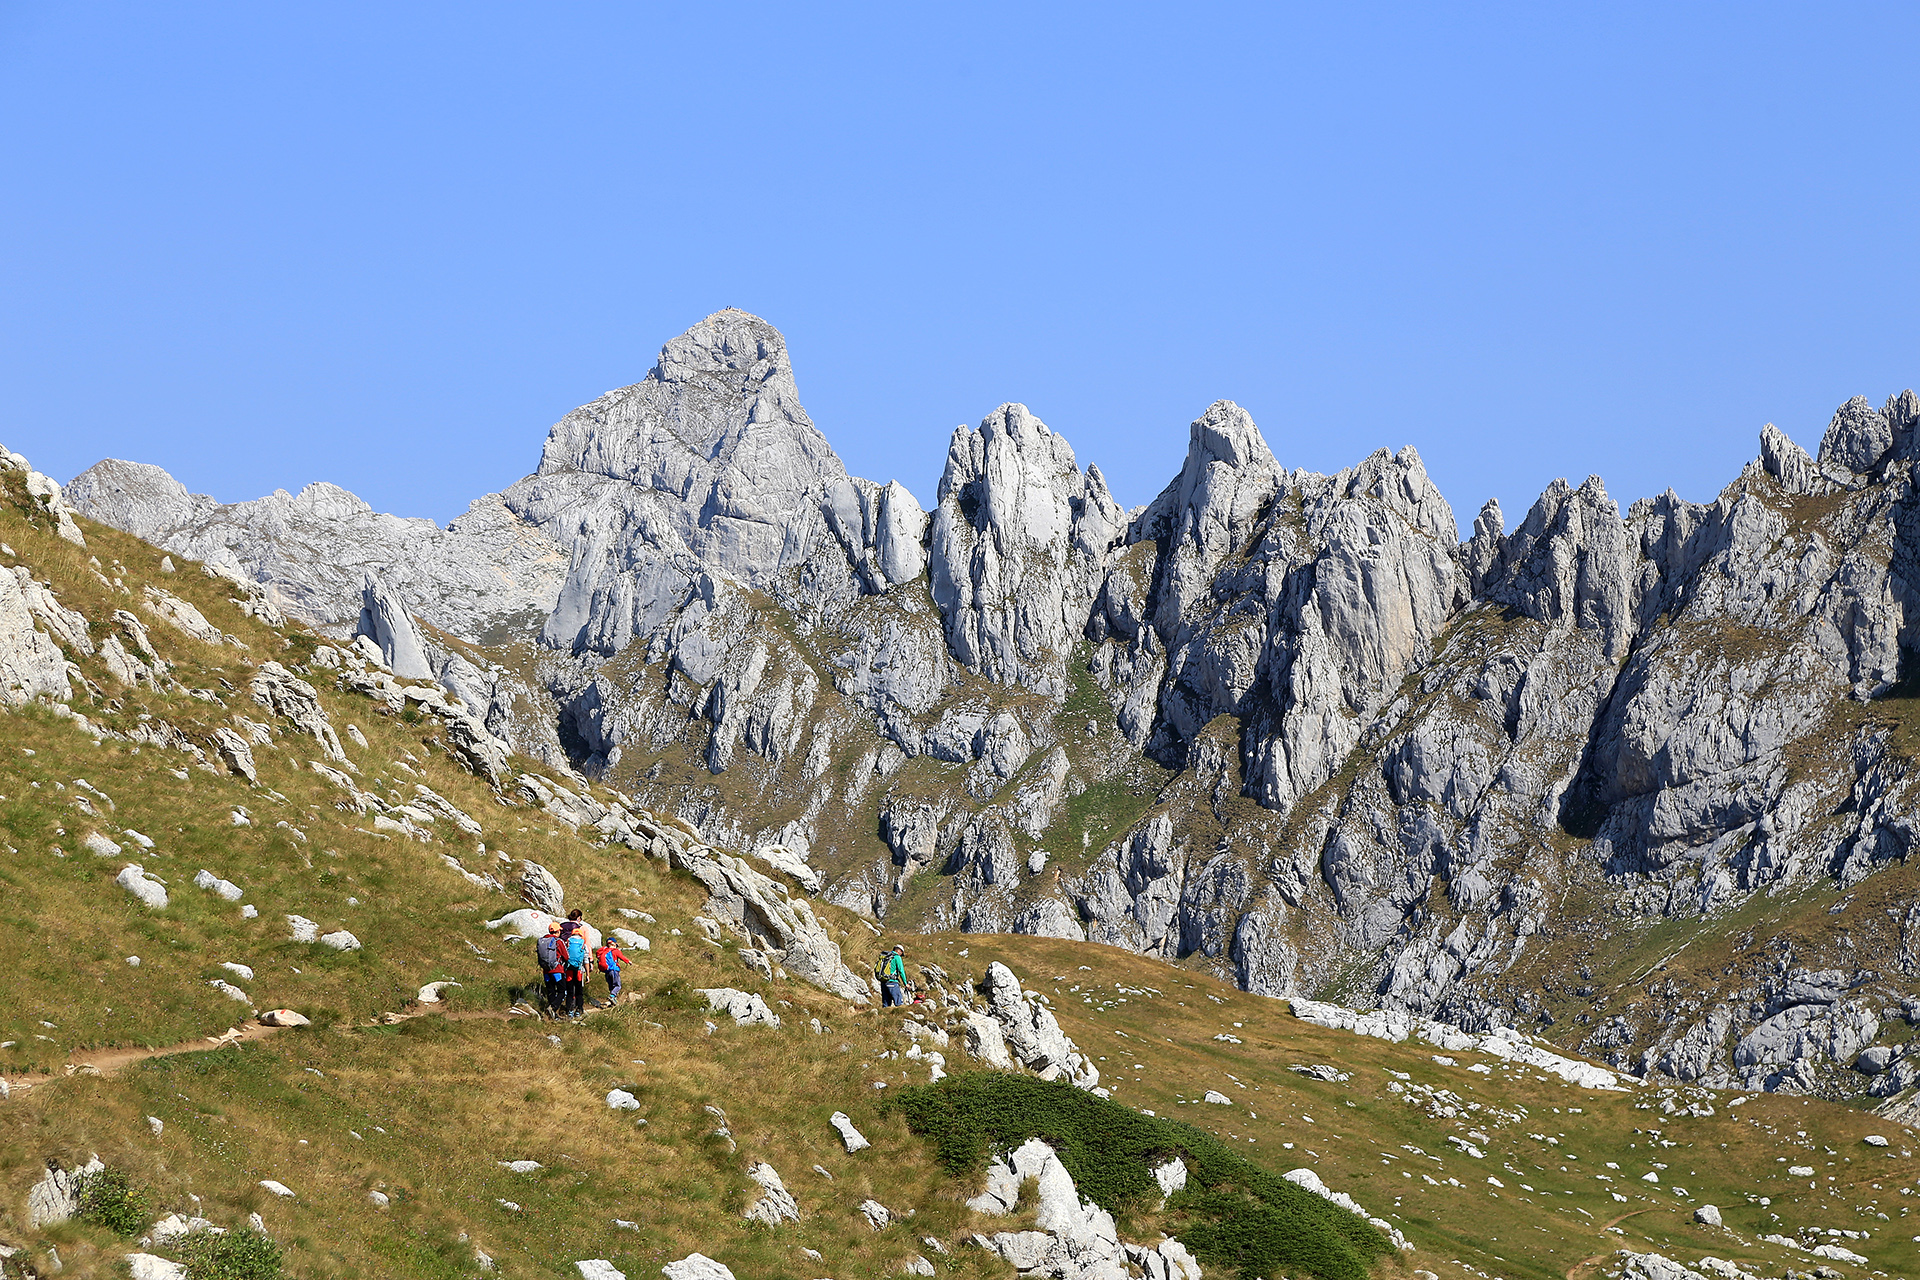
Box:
879 944 908 1007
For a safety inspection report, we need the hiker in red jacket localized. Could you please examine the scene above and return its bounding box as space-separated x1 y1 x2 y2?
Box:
593 938 631 1007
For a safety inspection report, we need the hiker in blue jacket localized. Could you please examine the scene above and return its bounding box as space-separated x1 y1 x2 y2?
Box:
560 913 589 1018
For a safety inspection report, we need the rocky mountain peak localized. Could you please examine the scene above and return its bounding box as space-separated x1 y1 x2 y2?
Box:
930 403 1121 692
61 458 204 537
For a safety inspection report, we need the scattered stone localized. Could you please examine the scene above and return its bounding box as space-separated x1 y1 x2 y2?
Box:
1789 1165 1816 1177
147 1116 163 1136
498 1161 541 1174
858 1198 892 1230
116 865 168 909
1813 1244 1870 1265
831 1111 870 1153
661 1256 736 1280
1694 1205 1722 1227
320 930 362 951
903 1257 935 1277
368 1191 390 1208
259 1180 295 1198
125 956 140 966
194 869 243 901
287 915 319 943
1865 1134 1890 1147
697 988 780 1027
518 860 565 915
27 1158 99 1227
743 1162 800 1226
1291 1063 1351 1082
83 832 120 857
125 1255 187 1280
606 1090 641 1111
210 727 258 784
1152 1157 1188 1200
574 1263 625 1280
258 1009 309 1028
417 981 460 1003
207 979 249 1003
1203 1090 1233 1105
148 1213 213 1243
220 962 254 982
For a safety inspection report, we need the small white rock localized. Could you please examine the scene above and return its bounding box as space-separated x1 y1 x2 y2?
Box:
498 1160 542 1174
320 930 361 951
606 1090 641 1111
830 1111 870 1153
661 1259 736 1280
147 1116 164 1137
125 956 141 967
125 1254 187 1280
259 1179 295 1198
241 904 258 918
1204 1090 1233 1104
575 1262 626 1280
1867 1134 1891 1147
368 1190 390 1208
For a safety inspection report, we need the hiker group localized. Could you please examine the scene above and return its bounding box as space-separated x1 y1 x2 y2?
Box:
534 909 630 1019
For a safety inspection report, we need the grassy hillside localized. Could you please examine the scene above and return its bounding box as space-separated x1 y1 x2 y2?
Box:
0 476 1915 1280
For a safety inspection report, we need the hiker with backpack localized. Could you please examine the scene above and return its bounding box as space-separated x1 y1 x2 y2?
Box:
536 922 566 1018
560 912 589 1018
877 944 909 1007
593 936 631 1007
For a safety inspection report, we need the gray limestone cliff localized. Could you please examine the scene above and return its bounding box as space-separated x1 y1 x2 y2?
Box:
64 312 1920 1104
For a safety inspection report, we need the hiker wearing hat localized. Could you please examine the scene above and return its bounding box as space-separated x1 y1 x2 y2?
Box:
535 922 566 1018
592 936 631 1007
878 944 909 1008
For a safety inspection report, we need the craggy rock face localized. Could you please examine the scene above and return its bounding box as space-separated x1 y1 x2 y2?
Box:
64 311 1920 1097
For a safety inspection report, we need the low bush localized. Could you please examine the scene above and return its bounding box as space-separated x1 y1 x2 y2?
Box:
74 1165 150 1236
889 1073 1391 1280
176 1226 285 1280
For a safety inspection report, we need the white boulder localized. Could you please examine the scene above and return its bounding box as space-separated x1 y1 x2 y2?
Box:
697 988 780 1027
661 1257 735 1280
743 1162 800 1226
116 864 168 909
830 1111 870 1153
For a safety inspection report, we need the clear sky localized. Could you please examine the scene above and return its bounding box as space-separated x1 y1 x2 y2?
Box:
4 4 1919 533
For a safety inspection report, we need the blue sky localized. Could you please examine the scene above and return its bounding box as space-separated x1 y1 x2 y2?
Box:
4 3 1919 532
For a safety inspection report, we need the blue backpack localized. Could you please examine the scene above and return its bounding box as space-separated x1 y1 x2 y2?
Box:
566 933 587 969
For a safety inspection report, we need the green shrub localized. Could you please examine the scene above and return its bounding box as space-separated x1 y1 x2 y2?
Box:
889 1073 1392 1280
176 1226 285 1280
74 1165 150 1237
